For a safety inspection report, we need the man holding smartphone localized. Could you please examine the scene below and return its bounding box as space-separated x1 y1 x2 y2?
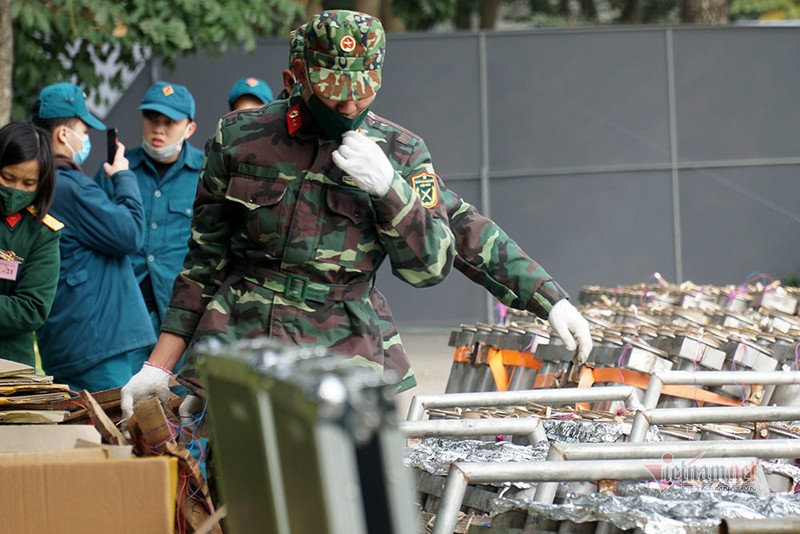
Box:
101 81 202 340
34 82 155 392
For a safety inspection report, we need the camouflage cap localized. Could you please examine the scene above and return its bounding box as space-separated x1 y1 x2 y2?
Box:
288 26 305 68
303 10 385 102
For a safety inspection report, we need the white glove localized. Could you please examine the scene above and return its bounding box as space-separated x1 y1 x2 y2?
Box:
120 362 172 423
332 130 394 197
548 299 593 365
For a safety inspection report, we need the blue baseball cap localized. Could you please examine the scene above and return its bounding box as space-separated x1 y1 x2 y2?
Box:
139 81 195 121
227 77 273 108
35 82 106 131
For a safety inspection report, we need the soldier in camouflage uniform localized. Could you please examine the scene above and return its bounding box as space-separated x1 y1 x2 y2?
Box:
276 21 593 392
121 10 456 416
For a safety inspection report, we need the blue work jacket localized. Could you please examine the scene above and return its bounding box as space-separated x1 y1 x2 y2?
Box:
114 144 202 327
38 157 156 376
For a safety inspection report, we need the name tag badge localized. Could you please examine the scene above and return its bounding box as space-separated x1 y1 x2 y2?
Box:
0 259 19 281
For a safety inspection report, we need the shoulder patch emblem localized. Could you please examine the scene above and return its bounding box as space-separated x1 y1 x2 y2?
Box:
411 172 438 209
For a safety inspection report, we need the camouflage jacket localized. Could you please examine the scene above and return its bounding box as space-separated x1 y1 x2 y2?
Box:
161 93 455 381
444 184 568 316
373 179 569 392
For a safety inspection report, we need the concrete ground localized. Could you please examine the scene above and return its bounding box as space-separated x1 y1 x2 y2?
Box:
394 332 454 420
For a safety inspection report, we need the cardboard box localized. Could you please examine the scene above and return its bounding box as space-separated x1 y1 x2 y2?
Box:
0 424 101 452
0 448 177 534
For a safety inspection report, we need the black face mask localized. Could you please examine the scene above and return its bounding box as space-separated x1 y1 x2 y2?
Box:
307 94 372 141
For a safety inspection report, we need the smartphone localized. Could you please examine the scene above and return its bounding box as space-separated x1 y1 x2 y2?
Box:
107 128 118 163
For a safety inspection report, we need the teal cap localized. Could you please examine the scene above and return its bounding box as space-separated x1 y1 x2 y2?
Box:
139 81 195 121
35 82 106 131
227 77 274 108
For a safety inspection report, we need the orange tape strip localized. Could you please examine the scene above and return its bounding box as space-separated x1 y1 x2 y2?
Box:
452 346 471 363
487 348 510 391
582 368 742 407
501 350 543 370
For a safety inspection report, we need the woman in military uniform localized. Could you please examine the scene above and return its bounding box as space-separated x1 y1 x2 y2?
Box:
0 121 61 367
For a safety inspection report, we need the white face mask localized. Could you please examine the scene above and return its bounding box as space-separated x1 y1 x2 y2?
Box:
141 124 190 163
65 127 91 165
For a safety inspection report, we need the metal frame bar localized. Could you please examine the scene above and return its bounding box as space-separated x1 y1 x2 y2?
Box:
534 439 800 504
431 457 761 534
643 405 800 426
630 371 800 442
628 371 800 442
399 417 547 444
406 386 643 421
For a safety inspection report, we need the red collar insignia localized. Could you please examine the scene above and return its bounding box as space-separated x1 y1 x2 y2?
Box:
5 212 21 228
286 104 303 135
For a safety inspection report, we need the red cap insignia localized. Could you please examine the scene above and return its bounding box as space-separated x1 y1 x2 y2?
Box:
340 35 356 53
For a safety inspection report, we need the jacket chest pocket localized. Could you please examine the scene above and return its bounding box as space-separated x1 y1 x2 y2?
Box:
227 171 288 257
321 187 377 269
167 198 194 242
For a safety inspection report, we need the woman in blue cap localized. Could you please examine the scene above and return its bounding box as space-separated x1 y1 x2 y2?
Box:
0 122 61 367
32 82 155 392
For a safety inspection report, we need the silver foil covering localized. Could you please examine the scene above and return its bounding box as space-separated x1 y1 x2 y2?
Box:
762 460 800 487
405 420 661 477
404 438 549 477
542 417 663 444
493 478 800 533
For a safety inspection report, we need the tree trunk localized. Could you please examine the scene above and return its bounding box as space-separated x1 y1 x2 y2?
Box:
580 0 598 20
478 0 502 29
681 0 729 23
380 0 406 32
620 0 643 23
0 0 12 125
354 0 382 17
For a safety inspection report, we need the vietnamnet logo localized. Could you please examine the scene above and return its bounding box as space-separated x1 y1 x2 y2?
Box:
643 452 758 493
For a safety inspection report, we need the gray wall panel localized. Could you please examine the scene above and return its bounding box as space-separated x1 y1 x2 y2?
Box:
373 34 482 179
680 165 800 283
490 171 677 296
486 30 671 172
673 28 800 161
